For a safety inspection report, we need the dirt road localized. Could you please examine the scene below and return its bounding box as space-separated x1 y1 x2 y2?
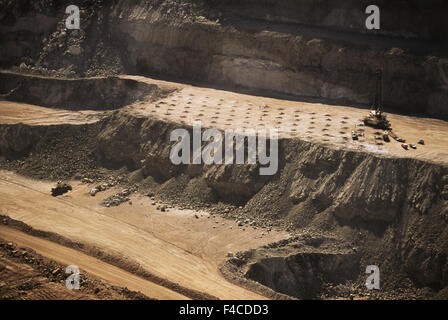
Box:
0 100 106 125
0 226 188 300
0 172 268 300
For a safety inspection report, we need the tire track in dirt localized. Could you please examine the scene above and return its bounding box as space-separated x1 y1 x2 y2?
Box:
0 174 268 300
0 226 188 300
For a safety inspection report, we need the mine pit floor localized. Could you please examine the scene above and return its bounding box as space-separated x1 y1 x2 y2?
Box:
0 100 107 125
122 75 448 165
1 74 447 299
0 170 286 299
2 74 447 165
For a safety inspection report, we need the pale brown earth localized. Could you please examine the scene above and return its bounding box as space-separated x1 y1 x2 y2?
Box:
71 184 287 266
0 227 185 300
120 75 448 166
0 100 107 125
1 74 448 300
2 75 447 165
0 242 148 300
0 170 285 299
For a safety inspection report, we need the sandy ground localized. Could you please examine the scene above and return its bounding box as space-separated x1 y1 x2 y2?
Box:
2 75 447 165
71 185 288 266
0 171 286 299
0 100 107 125
1 74 447 300
122 75 448 166
0 226 187 300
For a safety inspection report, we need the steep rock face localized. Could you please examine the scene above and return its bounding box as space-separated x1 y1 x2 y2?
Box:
0 72 159 110
0 110 447 290
95 114 270 201
90 113 448 223
7 108 440 225
2 1 447 118
245 252 360 299
1 0 447 295
92 111 448 287
112 10 448 118
96 114 448 289
215 0 448 41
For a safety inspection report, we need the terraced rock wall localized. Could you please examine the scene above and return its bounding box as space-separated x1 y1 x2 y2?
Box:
1 110 447 294
2 0 448 118
0 72 162 110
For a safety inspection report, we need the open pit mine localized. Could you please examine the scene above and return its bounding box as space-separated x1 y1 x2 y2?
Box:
0 0 447 303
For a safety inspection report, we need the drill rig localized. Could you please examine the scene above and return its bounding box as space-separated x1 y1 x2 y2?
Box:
363 69 391 130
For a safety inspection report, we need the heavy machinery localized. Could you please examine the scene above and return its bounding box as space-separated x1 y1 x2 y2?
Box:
363 69 391 130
